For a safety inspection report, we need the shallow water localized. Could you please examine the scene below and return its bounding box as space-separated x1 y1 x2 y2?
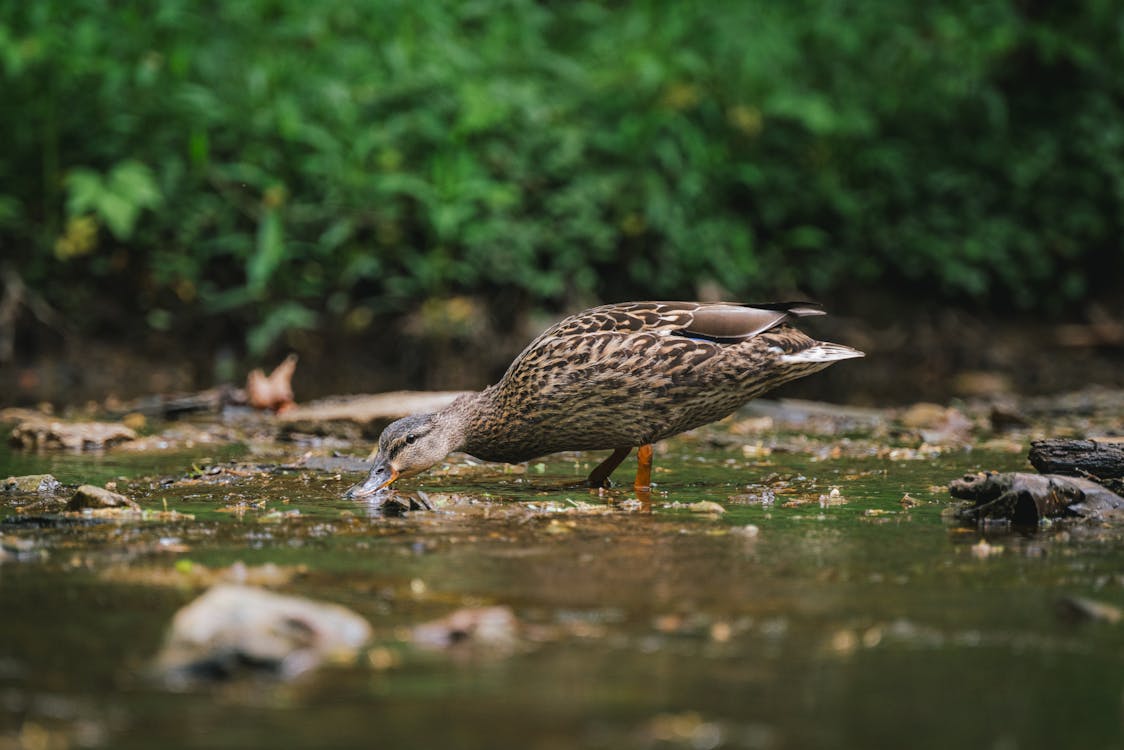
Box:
2 424 1123 750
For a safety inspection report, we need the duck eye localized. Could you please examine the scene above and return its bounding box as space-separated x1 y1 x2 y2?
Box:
405 433 417 445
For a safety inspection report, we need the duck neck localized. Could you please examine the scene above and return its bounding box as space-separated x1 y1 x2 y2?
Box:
438 389 491 449
442 386 504 459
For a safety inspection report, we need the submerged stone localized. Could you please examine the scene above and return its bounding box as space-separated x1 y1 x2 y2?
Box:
1 534 44 562
153 584 372 684
1056 595 1123 625
412 606 519 651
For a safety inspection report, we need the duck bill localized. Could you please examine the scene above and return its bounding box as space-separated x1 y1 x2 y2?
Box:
346 460 400 499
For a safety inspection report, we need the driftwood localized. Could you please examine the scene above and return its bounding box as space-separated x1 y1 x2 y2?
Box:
949 471 1124 525
6 412 137 451
278 391 469 440
1028 439 1124 479
105 386 240 420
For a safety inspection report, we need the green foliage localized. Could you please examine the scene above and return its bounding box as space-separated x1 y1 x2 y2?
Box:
1 0 1122 351
65 161 162 241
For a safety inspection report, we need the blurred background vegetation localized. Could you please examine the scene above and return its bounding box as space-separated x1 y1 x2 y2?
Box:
2 0 1123 399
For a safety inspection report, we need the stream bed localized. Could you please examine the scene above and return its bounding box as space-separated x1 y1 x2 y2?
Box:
2 400 1123 750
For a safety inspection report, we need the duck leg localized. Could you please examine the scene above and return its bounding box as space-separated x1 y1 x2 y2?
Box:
587 447 631 488
634 444 654 491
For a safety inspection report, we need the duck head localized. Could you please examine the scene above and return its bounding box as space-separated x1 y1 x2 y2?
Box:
346 412 464 498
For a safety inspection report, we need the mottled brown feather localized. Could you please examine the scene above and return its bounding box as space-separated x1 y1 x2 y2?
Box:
456 301 858 463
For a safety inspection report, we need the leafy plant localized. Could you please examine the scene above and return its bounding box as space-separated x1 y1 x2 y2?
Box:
1 0 1121 355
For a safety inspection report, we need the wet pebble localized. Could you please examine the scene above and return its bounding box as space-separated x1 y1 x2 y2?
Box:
67 485 140 511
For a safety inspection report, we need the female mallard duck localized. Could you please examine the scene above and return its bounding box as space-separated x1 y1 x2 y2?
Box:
348 301 862 497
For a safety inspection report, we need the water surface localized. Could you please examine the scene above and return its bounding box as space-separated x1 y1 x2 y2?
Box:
2 423 1122 750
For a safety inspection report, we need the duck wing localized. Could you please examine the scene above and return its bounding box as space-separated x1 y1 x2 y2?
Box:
541 301 825 343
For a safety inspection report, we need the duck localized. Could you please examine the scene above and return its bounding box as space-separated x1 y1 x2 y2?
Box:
347 301 862 498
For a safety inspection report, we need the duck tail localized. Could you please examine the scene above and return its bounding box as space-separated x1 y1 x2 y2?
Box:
780 342 865 363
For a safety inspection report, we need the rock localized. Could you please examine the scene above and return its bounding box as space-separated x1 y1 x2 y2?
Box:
0 407 44 424
1 535 44 563
900 403 972 444
900 402 947 429
101 561 306 589
2 474 62 494
412 606 519 650
662 500 727 515
9 415 136 451
951 371 1013 397
740 398 885 433
1056 595 1122 625
988 404 1030 431
278 391 470 441
899 492 922 508
153 584 372 683
687 501 727 514
288 454 373 474
375 491 433 515
116 423 239 453
121 412 147 431
68 485 140 511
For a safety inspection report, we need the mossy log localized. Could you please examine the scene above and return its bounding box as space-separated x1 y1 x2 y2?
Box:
949 471 1124 525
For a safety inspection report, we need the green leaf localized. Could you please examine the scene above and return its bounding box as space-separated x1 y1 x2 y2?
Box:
97 191 137 239
0 195 22 227
247 208 285 296
247 301 317 355
108 161 162 209
64 169 104 216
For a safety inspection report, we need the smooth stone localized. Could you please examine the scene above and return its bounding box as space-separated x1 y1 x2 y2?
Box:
153 584 372 683
68 485 140 511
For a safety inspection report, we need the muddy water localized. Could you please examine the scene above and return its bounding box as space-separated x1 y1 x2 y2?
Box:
2 424 1123 750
